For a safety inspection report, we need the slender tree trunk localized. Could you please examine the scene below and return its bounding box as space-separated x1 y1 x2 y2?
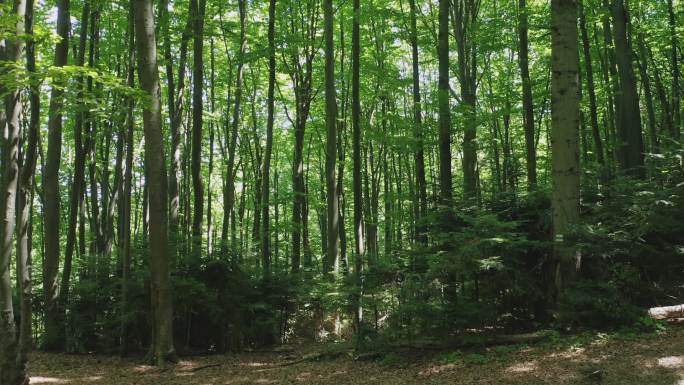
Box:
550 0 580 303
59 1 91 338
611 0 644 177
191 0 206 261
13 0 38 379
635 32 658 154
668 0 680 140
119 3 135 356
438 0 452 206
352 0 365 340
42 0 70 352
167 2 192 263
222 0 246 254
207 38 215 259
408 0 427 245
133 0 177 365
518 0 537 189
261 0 276 279
453 0 479 200
579 0 605 167
324 0 339 275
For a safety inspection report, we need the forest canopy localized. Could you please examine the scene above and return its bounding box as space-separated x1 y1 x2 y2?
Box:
0 0 683 383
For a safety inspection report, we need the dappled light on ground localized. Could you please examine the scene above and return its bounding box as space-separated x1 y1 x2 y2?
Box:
26 327 684 384
29 377 70 384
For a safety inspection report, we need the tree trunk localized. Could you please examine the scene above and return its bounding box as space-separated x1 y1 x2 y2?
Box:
221 0 246 255
119 3 135 356
437 0 452 206
42 0 70 352
133 0 177 365
352 0 365 339
13 0 38 378
167 2 192 263
1 0 27 382
408 0 427 245
518 0 537 190
452 0 479 200
59 1 91 339
550 0 581 302
191 0 206 262
579 0 605 167
261 0 276 279
668 0 680 140
323 0 339 275
611 0 644 177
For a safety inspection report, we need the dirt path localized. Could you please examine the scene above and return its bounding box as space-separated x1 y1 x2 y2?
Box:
28 327 684 384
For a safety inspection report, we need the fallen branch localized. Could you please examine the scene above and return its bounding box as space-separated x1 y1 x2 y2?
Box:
648 304 684 320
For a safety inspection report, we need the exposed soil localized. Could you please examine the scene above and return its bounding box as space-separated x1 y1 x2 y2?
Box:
28 326 684 384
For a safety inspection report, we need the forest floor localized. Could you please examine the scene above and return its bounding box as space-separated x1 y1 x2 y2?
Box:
28 326 684 385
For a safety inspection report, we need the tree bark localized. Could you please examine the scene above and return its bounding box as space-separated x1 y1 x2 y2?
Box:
352 0 365 338
437 0 452 206
550 0 581 302
611 0 644 177
13 0 38 379
59 1 90 339
579 0 605 166
1 0 27 382
667 0 680 140
221 0 246 255
42 0 70 352
261 0 277 279
133 0 177 365
518 0 537 189
191 0 207 261
119 3 135 356
324 0 339 275
408 0 428 245
452 0 479 200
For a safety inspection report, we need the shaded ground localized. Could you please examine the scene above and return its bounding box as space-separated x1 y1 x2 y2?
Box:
29 326 684 384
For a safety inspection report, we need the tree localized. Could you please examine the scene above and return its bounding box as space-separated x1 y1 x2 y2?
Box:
408 0 428 245
262 0 277 279
352 0 364 338
438 0 452 206
1 0 28 383
611 0 644 177
221 0 247 255
518 0 537 190
133 0 177 365
550 0 580 302
452 0 479 200
579 0 605 167
191 0 207 261
14 0 39 377
667 0 680 140
42 0 70 352
323 0 339 275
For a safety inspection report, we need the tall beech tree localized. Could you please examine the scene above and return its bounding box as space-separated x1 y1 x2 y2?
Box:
0 0 28 383
323 0 339 275
133 0 177 365
42 0 70 352
438 0 452 206
550 0 580 301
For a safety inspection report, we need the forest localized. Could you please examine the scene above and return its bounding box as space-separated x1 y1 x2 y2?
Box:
0 0 683 383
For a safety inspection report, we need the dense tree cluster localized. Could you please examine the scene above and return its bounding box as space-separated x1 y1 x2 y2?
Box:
0 0 682 382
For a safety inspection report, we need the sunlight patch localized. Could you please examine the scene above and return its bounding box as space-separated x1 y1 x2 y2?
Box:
506 360 539 373
657 356 684 368
29 377 69 384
